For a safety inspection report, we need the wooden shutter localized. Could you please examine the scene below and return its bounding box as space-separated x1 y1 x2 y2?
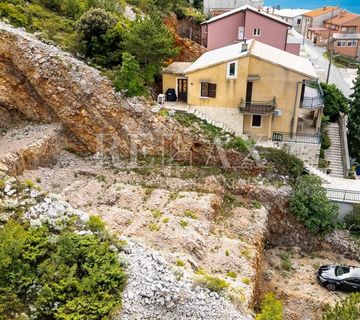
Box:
208 83 216 98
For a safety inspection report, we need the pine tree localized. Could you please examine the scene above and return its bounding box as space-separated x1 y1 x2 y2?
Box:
113 52 147 97
122 13 179 84
348 67 360 162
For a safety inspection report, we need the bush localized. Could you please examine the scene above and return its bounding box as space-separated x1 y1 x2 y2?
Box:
0 220 125 319
290 175 339 234
87 214 106 232
201 275 229 293
321 126 331 150
321 83 349 121
76 8 123 67
113 52 147 97
344 204 360 229
259 147 304 181
256 293 283 320
225 136 253 153
322 292 360 320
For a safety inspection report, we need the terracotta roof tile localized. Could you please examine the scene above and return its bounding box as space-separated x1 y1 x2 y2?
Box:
304 6 338 17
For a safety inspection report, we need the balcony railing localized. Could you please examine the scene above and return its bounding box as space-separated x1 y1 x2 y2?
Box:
326 188 360 203
300 85 324 110
333 33 360 40
239 98 276 114
272 132 321 144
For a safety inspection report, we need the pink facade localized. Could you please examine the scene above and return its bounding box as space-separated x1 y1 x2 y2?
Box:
202 8 293 54
286 43 301 55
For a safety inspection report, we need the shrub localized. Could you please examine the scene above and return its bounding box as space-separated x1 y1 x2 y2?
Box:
113 52 147 97
225 137 253 153
0 220 125 320
256 292 283 320
151 209 163 220
290 175 339 234
321 82 349 121
184 210 197 219
176 259 185 267
226 271 237 279
242 277 250 285
179 219 188 229
201 275 229 293
87 215 106 232
259 147 304 181
322 292 360 320
321 126 331 150
279 252 293 271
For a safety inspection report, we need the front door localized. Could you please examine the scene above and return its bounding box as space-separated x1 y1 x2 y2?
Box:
246 81 253 104
177 79 188 102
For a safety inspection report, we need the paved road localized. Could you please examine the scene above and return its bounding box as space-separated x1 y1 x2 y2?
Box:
302 41 353 98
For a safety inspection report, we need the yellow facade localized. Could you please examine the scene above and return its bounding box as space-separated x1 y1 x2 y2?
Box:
162 54 316 139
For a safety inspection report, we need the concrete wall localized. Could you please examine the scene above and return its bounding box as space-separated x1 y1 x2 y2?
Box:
244 10 288 51
203 9 289 51
334 201 356 221
204 11 245 49
203 0 264 15
274 141 321 166
186 56 250 108
286 43 301 55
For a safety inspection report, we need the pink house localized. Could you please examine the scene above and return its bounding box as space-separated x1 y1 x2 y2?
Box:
201 5 299 55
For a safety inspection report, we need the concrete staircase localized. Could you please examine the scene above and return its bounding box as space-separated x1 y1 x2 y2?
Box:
325 122 345 178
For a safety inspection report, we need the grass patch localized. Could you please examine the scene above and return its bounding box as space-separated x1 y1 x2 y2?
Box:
226 271 237 279
184 210 197 219
242 277 251 285
179 219 188 229
175 259 185 267
198 274 229 293
151 209 163 220
149 223 160 232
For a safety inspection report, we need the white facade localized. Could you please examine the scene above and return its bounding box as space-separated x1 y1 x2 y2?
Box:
203 0 264 15
265 8 309 32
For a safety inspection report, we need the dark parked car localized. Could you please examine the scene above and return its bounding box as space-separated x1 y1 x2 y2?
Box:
317 265 360 292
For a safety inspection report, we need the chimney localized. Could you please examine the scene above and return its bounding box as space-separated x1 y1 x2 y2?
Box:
241 39 248 52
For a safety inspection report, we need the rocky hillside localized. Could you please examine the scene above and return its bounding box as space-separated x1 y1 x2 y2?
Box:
0 23 258 174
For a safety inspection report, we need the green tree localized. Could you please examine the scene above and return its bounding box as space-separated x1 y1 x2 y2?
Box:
256 293 283 320
322 292 360 320
123 13 178 84
113 52 147 97
320 82 349 121
290 175 339 233
348 67 360 162
0 220 125 320
76 8 123 67
344 204 360 230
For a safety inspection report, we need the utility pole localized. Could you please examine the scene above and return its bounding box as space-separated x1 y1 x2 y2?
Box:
326 50 333 84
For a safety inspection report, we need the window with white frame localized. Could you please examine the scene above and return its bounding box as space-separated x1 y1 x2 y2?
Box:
251 115 262 127
348 40 357 47
337 41 346 47
227 61 238 79
253 28 261 36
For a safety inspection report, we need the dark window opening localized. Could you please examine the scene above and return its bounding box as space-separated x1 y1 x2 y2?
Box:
252 115 262 127
201 82 217 98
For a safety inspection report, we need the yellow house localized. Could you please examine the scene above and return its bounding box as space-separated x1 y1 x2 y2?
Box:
162 39 324 141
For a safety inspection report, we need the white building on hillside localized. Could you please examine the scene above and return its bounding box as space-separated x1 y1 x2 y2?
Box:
203 0 264 16
264 8 310 32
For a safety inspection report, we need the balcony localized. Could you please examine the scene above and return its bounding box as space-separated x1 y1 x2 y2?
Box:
333 33 360 40
300 85 324 110
239 98 276 115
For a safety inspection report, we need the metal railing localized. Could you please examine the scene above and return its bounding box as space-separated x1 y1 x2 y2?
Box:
338 113 351 178
326 188 360 203
272 131 321 144
239 98 276 114
333 33 360 40
300 85 325 109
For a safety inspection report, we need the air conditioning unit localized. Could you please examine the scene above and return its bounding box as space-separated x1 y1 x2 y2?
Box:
274 109 282 116
157 94 165 105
